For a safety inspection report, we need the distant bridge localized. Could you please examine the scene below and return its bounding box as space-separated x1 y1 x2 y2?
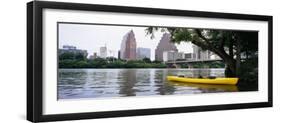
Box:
165 59 223 64
165 59 224 68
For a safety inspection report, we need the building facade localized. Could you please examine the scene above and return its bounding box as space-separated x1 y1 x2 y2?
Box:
163 51 177 62
192 44 211 60
163 51 185 62
136 47 151 60
177 52 185 60
184 53 194 60
100 46 107 58
62 45 76 50
155 33 178 61
120 30 137 60
59 45 88 58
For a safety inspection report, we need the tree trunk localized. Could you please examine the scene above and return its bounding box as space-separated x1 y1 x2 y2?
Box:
211 48 237 77
229 40 234 58
224 58 236 77
236 39 241 77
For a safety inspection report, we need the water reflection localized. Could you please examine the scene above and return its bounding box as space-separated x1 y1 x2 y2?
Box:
168 82 238 92
118 69 137 96
58 68 236 100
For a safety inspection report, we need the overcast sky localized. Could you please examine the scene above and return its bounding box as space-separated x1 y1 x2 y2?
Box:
58 23 193 60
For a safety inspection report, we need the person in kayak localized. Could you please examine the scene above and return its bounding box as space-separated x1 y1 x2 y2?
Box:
177 74 216 79
208 76 217 79
198 75 216 79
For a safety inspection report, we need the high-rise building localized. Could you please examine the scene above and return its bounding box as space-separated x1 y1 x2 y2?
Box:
155 33 178 61
136 47 151 60
59 45 88 58
120 30 137 60
118 50 121 59
62 45 76 50
192 44 211 60
100 46 107 58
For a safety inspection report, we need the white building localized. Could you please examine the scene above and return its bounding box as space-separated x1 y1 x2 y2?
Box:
210 52 221 60
192 45 211 60
163 51 184 62
100 46 107 58
176 52 185 60
184 53 194 60
163 51 176 62
136 47 151 60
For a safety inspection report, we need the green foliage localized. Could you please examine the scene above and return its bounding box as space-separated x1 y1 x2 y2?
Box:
59 59 76 68
59 52 87 61
59 56 167 69
75 61 89 68
59 60 89 68
59 52 75 60
152 60 162 64
142 57 151 63
239 57 258 82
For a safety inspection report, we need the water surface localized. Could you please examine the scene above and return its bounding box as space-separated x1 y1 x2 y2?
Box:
58 68 242 99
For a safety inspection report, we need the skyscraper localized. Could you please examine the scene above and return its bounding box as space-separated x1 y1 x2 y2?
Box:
155 33 178 61
136 47 151 60
118 50 121 59
100 45 107 58
120 30 137 60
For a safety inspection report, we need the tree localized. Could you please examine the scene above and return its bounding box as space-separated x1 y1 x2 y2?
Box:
75 53 87 61
59 52 87 61
142 57 151 63
146 27 258 77
59 52 75 60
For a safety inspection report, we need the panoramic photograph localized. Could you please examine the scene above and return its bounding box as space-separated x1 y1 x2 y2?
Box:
57 22 258 100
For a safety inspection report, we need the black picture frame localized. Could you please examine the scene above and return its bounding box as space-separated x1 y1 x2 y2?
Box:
27 1 273 122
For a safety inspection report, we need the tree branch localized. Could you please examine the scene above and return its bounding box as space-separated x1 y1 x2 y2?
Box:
195 29 211 42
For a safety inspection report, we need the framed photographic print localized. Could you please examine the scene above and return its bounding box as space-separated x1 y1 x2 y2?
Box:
27 1 273 122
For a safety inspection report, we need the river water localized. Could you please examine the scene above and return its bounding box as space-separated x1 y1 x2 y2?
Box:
58 68 239 100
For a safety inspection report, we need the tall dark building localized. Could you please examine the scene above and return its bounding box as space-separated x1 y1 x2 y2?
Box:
155 33 178 61
118 50 121 59
120 30 137 60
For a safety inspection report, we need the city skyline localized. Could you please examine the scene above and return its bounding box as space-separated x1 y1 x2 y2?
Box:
58 23 193 60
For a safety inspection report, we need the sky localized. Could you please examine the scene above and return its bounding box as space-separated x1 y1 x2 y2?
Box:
58 23 193 60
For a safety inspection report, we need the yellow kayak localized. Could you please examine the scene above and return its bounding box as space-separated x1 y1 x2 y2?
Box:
167 76 239 85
